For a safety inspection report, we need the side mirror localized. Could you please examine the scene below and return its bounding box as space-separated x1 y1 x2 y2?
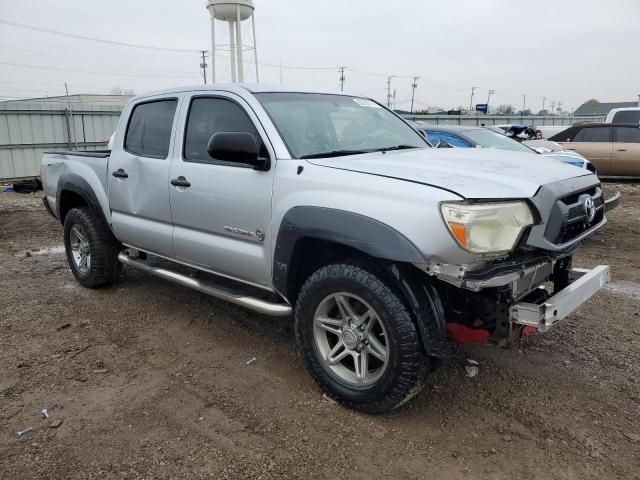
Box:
206 132 268 170
437 140 453 148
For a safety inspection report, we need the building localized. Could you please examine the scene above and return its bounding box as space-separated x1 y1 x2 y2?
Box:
0 94 131 181
574 100 638 116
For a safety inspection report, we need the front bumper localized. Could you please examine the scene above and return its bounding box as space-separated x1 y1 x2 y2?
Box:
510 265 609 332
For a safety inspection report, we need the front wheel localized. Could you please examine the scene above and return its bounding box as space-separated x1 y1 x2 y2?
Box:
63 207 122 288
295 263 429 413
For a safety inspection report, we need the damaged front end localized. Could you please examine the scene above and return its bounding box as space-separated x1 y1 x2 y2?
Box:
417 178 612 347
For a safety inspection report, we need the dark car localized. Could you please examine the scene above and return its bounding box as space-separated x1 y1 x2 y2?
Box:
549 123 640 176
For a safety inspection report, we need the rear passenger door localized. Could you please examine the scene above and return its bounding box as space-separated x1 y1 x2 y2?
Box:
108 97 180 257
168 93 275 288
565 127 613 174
612 126 640 176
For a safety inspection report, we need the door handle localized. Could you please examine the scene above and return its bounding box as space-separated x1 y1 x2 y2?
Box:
617 148 627 152
171 176 191 188
112 168 128 178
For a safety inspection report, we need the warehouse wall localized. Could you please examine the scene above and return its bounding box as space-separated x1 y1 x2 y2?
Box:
0 101 122 181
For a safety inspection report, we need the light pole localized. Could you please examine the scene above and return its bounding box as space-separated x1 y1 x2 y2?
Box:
386 76 394 108
338 66 346 92
486 89 495 114
410 77 420 114
469 86 478 112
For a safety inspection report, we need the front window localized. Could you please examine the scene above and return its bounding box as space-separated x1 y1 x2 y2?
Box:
462 129 535 153
255 93 427 159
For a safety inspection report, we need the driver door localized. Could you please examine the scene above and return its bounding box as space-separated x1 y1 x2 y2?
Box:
168 93 276 288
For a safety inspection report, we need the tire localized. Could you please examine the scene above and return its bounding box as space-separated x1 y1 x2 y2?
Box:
63 207 122 288
295 262 430 413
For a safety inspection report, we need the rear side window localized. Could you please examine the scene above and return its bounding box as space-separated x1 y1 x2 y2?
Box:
612 111 640 123
184 97 261 164
573 127 611 143
615 126 640 143
125 99 178 158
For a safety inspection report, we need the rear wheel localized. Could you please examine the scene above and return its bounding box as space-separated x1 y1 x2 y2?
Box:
295 262 429 413
63 207 121 288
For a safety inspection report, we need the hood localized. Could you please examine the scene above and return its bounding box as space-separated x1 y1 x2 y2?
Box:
307 147 593 199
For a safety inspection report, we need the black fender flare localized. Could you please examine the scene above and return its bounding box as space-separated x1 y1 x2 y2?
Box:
273 206 425 298
56 173 112 234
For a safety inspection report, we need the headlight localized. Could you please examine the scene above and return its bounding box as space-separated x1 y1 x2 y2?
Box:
440 201 534 256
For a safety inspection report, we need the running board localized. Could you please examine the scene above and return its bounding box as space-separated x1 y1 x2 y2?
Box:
117 252 292 317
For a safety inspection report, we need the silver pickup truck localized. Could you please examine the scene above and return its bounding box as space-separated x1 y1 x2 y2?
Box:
41 84 611 413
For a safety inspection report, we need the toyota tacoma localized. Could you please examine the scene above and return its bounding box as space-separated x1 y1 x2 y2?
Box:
41 85 612 413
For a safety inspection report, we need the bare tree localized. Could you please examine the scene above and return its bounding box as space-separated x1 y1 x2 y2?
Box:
110 86 123 95
496 104 514 115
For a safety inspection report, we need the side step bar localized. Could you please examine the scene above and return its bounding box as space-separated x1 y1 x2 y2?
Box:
117 252 292 317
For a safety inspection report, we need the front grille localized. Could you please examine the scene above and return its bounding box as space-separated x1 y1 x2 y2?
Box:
544 185 604 245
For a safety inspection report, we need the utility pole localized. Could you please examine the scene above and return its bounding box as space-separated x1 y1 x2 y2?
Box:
279 58 283 84
410 76 419 114
200 50 208 85
392 89 396 110
637 94 640 107
550 101 555 115
386 76 394 108
542 96 546 113
64 82 78 150
522 94 526 114
469 86 478 112
557 101 563 115
339 66 346 92
486 89 495 114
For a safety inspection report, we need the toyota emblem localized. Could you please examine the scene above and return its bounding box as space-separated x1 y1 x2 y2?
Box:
583 196 596 223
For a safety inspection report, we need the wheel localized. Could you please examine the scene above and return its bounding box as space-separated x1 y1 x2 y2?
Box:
63 207 122 288
295 262 429 413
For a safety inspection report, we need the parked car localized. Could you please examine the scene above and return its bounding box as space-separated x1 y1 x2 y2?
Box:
605 107 640 124
414 123 600 174
522 139 596 171
549 123 640 176
489 124 537 141
535 126 568 139
42 85 612 413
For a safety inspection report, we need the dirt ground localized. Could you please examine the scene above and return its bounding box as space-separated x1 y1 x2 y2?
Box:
1 183 639 480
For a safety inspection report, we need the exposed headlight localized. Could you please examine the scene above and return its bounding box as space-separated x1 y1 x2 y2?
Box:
440 201 534 256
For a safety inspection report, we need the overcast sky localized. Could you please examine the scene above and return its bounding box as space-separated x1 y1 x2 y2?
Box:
0 0 638 112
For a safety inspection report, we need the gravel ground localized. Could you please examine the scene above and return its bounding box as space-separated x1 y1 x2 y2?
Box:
0 183 639 480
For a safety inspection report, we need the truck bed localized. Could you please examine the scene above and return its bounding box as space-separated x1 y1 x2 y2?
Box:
41 150 112 220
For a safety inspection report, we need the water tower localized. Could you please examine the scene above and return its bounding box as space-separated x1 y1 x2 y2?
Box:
206 0 259 83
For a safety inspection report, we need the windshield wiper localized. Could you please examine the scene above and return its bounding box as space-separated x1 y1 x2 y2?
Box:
300 149 370 159
373 144 420 152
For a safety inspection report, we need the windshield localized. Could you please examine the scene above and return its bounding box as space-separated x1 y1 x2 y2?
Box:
255 93 428 159
462 128 535 154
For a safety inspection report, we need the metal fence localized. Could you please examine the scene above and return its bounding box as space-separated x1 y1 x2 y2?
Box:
0 103 121 181
402 114 606 127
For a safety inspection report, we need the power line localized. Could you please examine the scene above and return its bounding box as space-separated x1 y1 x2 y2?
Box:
0 18 201 53
0 43 199 74
0 60 201 79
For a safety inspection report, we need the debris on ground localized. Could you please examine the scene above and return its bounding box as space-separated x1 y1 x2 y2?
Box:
41 409 49 419
91 369 109 374
465 358 479 377
17 428 33 438
49 420 63 429
245 356 257 365
624 432 640 443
